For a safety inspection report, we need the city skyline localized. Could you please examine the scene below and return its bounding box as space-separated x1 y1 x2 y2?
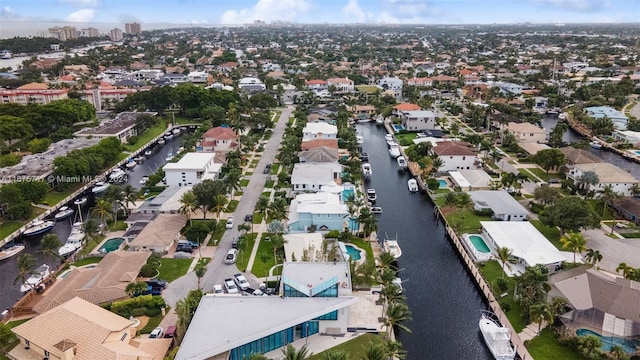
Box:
1 0 638 29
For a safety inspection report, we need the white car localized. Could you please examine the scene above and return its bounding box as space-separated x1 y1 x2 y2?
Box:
225 217 235 229
224 278 238 294
233 273 250 291
213 284 224 294
224 248 238 264
149 327 164 338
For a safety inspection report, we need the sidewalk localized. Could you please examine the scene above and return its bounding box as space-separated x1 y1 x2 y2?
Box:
518 320 548 342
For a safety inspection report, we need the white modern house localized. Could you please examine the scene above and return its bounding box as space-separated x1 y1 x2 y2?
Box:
400 110 437 131
163 152 221 187
499 82 525 95
326 77 354 93
187 71 208 83
506 122 547 144
377 76 403 98
302 122 338 142
585 106 629 130
291 162 342 193
238 77 266 91
469 190 529 221
567 162 639 196
431 141 477 172
287 192 348 232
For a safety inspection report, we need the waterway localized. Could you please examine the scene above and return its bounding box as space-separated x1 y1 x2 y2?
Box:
358 123 493 359
0 134 184 312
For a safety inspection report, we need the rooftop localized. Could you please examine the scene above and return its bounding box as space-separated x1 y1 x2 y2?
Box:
573 163 639 184
163 152 215 170
469 190 529 216
75 112 157 136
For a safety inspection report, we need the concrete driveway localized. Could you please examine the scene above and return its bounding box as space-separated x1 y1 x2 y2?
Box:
163 106 294 307
582 228 640 273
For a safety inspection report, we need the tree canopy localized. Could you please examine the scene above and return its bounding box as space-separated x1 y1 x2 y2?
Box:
539 196 601 234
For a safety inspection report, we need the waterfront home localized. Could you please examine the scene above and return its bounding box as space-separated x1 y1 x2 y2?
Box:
129 214 187 253
505 122 546 144
287 192 348 232
549 268 640 338
11 297 171 360
448 170 493 191
326 77 355 93
559 147 601 170
611 197 640 225
612 129 640 146
200 126 238 152
350 105 376 119
469 191 529 221
136 187 192 214
162 152 221 187
298 146 339 163
33 251 151 314
585 106 629 130
75 111 157 144
305 79 328 91
399 110 437 131
567 163 640 196
291 162 342 193
480 221 571 276
301 138 339 151
431 141 477 172
392 102 421 116
302 122 338 142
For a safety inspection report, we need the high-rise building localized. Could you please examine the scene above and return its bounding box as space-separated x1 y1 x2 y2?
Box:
48 26 77 41
110 28 123 42
124 22 142 34
79 27 99 37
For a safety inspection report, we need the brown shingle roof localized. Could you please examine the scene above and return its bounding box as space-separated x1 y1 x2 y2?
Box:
129 214 187 248
300 139 339 150
432 141 477 156
393 103 421 111
559 146 600 165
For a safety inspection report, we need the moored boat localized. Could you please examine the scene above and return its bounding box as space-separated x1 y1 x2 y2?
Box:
58 222 85 257
166 150 174 161
92 181 109 194
0 243 25 261
397 156 407 170
20 264 51 292
389 144 401 158
371 206 382 214
384 134 393 142
157 138 166 145
479 310 516 360
590 141 602 149
172 128 182 135
408 178 419 192
73 196 87 206
109 168 126 182
125 160 137 169
362 163 372 179
54 206 74 221
375 115 384 126
383 239 402 259
366 188 377 202
22 220 55 237
144 149 153 157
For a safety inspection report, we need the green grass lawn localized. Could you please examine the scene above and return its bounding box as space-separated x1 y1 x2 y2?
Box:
240 179 250 187
530 220 563 250
157 258 193 282
478 260 527 332
348 237 374 265
71 256 102 267
251 233 277 277
528 167 550 181
209 222 226 246
395 132 417 143
526 328 585 360
0 220 24 239
0 319 30 360
265 180 275 188
444 208 493 234
235 233 257 272
270 163 281 175
124 121 168 152
225 200 239 212
355 85 379 94
43 183 84 205
518 168 539 182
253 213 264 224
139 313 165 334
308 333 385 359
76 235 105 257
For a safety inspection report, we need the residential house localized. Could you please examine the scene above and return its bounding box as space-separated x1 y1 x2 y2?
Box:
10 297 171 360
431 141 477 172
392 103 421 116
128 214 187 253
400 110 437 131
163 72 187 84
567 163 640 196
326 77 354 93
187 71 208 83
469 190 529 221
406 77 433 87
499 82 525 95
287 192 348 232
350 105 376 120
559 147 601 170
506 122 546 144
612 197 640 225
163 152 221 187
135 187 193 215
298 146 339 163
377 76 403 98
448 170 493 191
302 122 338 142
200 126 238 152
612 130 640 146
291 162 342 193
238 77 266 92
305 79 328 91
585 106 629 130
0 83 68 105
301 138 339 151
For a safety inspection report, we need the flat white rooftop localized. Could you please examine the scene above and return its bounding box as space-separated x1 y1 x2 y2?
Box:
163 152 215 170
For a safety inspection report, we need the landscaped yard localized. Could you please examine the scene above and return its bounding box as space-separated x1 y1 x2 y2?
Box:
529 219 562 250
251 233 278 277
518 168 539 182
77 234 105 257
443 208 493 234
124 121 168 152
72 256 102 267
43 183 84 205
0 220 24 239
308 333 385 360
138 313 165 334
235 233 257 272
478 260 527 332
526 328 585 360
157 258 193 282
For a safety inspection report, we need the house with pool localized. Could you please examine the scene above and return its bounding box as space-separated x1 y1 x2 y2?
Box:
468 190 529 221
290 162 343 193
287 192 348 233
128 214 187 254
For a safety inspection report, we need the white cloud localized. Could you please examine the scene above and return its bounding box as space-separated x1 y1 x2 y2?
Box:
533 0 609 11
58 0 101 7
0 6 18 19
342 0 367 23
373 0 441 23
220 0 314 24
65 8 95 22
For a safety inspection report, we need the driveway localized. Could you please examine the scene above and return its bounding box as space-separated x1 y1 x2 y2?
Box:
163 106 294 307
582 228 640 273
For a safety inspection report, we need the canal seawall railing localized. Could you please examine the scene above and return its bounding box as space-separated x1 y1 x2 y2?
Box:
384 121 533 360
0 124 175 248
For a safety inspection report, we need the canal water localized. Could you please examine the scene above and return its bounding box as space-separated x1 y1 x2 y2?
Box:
0 135 183 312
358 123 493 359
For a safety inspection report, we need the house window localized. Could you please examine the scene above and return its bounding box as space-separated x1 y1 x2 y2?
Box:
120 332 127 341
44 350 50 357
462 156 466 160
25 340 30 346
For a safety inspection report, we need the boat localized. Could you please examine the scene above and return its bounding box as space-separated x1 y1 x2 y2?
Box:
134 155 144 163
0 243 25 261
392 277 403 293
479 310 516 360
166 150 174 161
1 50 12 59
389 144 401 158
164 132 174 140
157 138 166 145
125 160 137 169
177 146 185 153
366 188 377 202
58 222 85 257
109 168 126 182
362 163 372 179
20 264 51 292
371 206 382 214
590 141 602 149
73 197 87 206
384 134 394 142
22 220 55 237
397 156 408 170
172 128 182 135
92 181 109 194
356 135 364 145
383 239 402 259
140 176 149 185
360 152 369 162
558 113 568 120
144 149 153 157
387 139 398 148
375 115 384 126
408 178 419 193
54 206 74 221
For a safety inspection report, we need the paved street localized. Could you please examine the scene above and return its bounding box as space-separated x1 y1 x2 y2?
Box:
583 228 640 273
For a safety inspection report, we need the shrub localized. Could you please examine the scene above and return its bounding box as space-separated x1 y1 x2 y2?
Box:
132 307 147 317
109 295 164 318
426 178 440 190
475 208 494 217
500 301 511 312
127 135 139 145
0 153 22 167
139 263 158 278
496 278 508 292
145 307 161 317
324 230 341 239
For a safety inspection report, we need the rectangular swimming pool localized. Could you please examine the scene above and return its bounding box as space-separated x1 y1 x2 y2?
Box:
98 237 124 253
469 235 491 253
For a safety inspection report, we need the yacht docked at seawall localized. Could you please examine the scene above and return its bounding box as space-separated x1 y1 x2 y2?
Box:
479 311 516 360
389 144 401 158
20 264 51 292
408 178 419 193
397 156 407 171
0 243 25 261
362 162 372 179
22 220 55 237
58 222 85 257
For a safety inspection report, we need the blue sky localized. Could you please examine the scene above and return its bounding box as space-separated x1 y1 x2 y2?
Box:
0 0 638 25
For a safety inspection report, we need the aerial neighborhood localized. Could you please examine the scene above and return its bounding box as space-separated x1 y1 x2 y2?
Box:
1 17 640 360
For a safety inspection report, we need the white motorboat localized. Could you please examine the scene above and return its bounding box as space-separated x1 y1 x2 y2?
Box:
144 149 153 157
157 138 166 145
140 176 149 185
134 155 144 163
166 150 174 161
125 160 137 169
397 156 407 170
371 206 382 214
479 311 516 360
389 144 401 158
73 197 87 206
408 178 419 192
387 139 399 148
92 181 109 194
22 220 55 237
1 50 12 59
590 141 602 149
383 239 402 259
54 206 74 221
384 134 393 142
164 132 174 140
366 188 377 202
109 168 126 182
20 264 51 292
0 243 25 261
362 163 372 178
375 115 384 126
360 152 369 162
172 128 182 135
356 135 364 145
58 222 85 257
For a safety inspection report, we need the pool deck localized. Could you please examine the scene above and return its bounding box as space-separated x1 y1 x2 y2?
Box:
90 230 125 255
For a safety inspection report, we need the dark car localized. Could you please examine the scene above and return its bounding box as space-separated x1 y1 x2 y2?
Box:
176 244 193 253
244 214 253 222
232 236 239 249
178 240 199 249
263 163 272 174
147 279 168 289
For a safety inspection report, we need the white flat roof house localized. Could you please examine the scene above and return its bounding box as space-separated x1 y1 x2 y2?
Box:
469 191 529 221
449 170 493 191
291 162 342 193
302 122 338 141
287 192 348 232
400 110 437 131
163 152 221 187
567 162 639 196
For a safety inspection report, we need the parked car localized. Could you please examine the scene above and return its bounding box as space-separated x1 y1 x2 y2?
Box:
225 217 235 229
164 325 176 338
213 284 224 294
232 236 239 249
149 327 164 338
178 239 199 249
244 214 253 222
233 273 250 291
224 248 238 264
263 163 272 174
147 279 168 289
176 243 193 253
224 278 239 294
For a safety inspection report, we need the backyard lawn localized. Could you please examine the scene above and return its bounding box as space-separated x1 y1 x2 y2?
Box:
478 260 527 332
0 220 24 239
526 328 586 360
251 233 277 277
308 333 385 359
71 256 103 267
157 258 193 282
529 220 562 250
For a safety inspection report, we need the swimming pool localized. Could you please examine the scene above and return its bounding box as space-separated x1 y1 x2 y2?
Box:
345 245 362 261
438 179 448 188
469 235 491 253
98 237 124 253
59 264 97 279
392 124 405 132
632 150 640 156
576 328 638 354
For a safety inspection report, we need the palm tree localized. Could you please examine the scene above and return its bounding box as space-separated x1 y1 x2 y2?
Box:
385 340 407 360
281 344 311 360
13 253 36 290
577 335 603 359
83 218 100 242
609 345 630 360
322 350 347 360
121 185 138 214
270 234 286 264
495 246 516 278
362 341 388 360
597 184 621 218
212 194 228 220
224 168 243 198
441 192 458 212
92 198 114 232
255 196 270 219
195 266 206 290
431 156 444 174
584 248 603 268
377 252 398 272
529 302 553 334
382 302 412 337
40 233 61 265
559 232 587 263
125 281 148 297
179 190 198 226
104 184 125 223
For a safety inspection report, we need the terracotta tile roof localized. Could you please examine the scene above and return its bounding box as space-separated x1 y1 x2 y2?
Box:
305 79 327 85
130 214 187 248
18 82 49 90
301 139 338 150
432 141 477 156
393 103 421 111
203 127 237 140
33 251 151 313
